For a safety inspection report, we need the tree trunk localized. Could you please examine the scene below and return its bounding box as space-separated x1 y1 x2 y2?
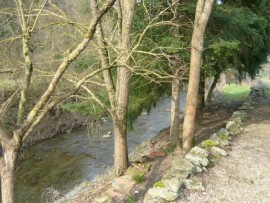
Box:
206 71 220 103
197 78 205 114
113 0 136 176
1 141 19 203
170 69 181 147
182 0 214 154
113 117 129 175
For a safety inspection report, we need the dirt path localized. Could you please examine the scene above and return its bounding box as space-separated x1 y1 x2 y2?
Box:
178 98 270 203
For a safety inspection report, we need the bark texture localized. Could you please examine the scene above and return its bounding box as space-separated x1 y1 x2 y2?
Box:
169 0 181 147
170 68 181 146
114 0 136 176
206 71 220 103
182 0 214 154
197 78 205 114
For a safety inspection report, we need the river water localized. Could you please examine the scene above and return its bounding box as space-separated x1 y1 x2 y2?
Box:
15 94 186 202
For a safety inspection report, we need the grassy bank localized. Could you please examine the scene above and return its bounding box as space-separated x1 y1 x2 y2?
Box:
220 84 250 101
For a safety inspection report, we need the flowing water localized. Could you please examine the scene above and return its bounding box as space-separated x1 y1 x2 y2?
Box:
15 94 186 202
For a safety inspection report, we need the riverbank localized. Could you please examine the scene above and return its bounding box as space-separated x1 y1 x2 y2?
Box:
57 99 242 203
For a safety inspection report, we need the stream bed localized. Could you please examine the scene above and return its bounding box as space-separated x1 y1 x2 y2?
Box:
15 94 186 202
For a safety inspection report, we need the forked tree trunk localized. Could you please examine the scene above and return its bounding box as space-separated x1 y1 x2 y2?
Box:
170 69 181 147
206 71 220 103
1 140 19 203
182 0 214 154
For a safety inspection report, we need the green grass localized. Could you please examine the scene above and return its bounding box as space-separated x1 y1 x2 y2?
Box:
221 84 250 101
133 174 144 184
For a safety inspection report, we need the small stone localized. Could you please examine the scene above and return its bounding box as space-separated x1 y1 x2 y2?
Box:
184 177 205 190
95 195 112 203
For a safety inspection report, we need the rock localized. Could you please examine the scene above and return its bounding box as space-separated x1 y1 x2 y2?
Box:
171 159 196 175
147 187 180 201
196 166 203 173
103 131 112 138
161 178 185 193
183 177 205 190
210 147 228 158
185 153 209 167
229 111 248 123
95 195 112 203
210 132 230 148
144 194 167 203
217 128 230 137
238 105 248 110
226 121 241 135
185 147 209 167
112 176 135 194
190 146 209 157
163 168 190 180
125 163 151 178
201 139 219 150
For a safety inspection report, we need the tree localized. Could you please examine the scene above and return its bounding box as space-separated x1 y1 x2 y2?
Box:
182 0 214 154
90 0 137 176
0 0 116 202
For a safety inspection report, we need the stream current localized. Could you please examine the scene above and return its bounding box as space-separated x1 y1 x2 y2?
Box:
15 94 186 202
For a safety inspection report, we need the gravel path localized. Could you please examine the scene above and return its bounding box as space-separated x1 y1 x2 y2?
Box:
178 98 270 203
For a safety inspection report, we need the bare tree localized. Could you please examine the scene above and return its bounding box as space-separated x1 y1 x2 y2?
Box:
182 0 214 154
0 0 116 202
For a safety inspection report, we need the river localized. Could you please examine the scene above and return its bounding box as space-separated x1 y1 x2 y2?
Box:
15 94 186 202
